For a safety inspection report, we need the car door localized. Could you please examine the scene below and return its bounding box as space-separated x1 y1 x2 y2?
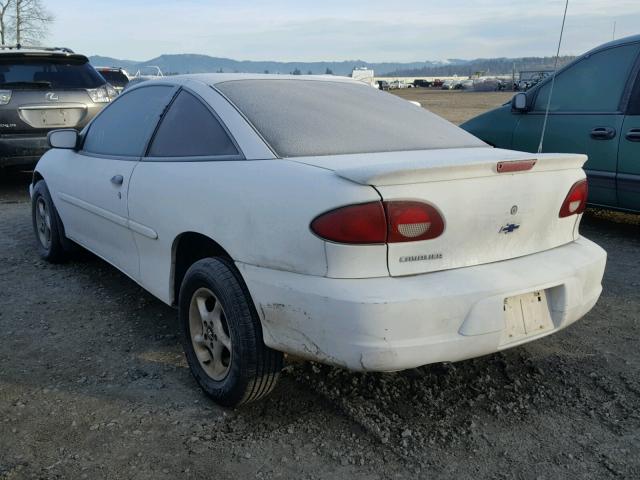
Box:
511 42 640 209
127 87 244 300
50 84 177 278
618 69 640 211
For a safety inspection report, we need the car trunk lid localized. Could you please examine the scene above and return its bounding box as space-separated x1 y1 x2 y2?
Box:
0 90 90 133
293 147 587 276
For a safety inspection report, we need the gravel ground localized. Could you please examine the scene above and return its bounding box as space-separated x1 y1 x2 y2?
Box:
389 89 514 125
1 92 639 478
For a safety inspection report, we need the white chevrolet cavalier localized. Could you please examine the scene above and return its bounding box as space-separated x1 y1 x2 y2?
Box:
31 74 607 406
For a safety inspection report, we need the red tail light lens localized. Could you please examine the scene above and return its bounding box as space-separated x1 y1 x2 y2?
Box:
311 201 445 244
559 179 588 217
310 202 387 244
386 201 445 242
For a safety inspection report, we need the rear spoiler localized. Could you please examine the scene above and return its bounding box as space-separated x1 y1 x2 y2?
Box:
327 148 587 186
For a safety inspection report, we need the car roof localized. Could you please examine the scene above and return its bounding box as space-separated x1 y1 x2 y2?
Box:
0 47 88 62
589 34 640 53
127 73 367 90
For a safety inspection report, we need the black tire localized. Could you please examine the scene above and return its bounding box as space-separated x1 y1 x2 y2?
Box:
31 180 68 263
179 257 283 407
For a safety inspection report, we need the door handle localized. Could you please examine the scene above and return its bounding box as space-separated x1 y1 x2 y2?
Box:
590 127 616 140
110 175 124 186
625 128 640 142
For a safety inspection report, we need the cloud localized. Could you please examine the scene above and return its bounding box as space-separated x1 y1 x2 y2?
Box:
48 0 640 61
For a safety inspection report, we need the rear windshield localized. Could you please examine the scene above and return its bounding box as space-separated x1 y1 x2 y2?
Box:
216 79 485 157
99 70 129 87
0 56 105 89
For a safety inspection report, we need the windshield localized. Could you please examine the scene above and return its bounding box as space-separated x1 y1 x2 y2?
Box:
216 79 485 157
98 70 129 88
0 56 106 89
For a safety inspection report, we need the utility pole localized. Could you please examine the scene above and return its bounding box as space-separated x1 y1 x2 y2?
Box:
612 21 616 41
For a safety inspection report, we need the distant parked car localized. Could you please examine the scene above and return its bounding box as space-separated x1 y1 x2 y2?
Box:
389 80 408 89
454 79 474 90
95 66 130 92
0 45 117 170
462 34 640 212
32 74 605 406
515 71 552 91
413 79 432 88
376 80 389 91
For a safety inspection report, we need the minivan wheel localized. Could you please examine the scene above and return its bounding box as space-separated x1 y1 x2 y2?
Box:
31 180 67 263
179 257 283 407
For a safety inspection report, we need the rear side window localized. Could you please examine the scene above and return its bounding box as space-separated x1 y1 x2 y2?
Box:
147 90 239 158
0 56 105 89
83 85 174 157
534 44 640 112
216 80 485 157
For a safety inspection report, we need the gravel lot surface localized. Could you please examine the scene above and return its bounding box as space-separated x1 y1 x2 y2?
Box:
390 89 513 125
1 92 639 479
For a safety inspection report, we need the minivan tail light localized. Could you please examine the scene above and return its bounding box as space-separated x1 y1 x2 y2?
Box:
386 201 445 242
310 202 387 244
311 201 445 244
559 179 588 217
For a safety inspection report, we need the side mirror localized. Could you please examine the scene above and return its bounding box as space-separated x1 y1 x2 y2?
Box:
408 100 422 107
512 92 528 112
48 129 78 149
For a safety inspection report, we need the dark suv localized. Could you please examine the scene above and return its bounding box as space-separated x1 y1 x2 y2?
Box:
0 46 116 169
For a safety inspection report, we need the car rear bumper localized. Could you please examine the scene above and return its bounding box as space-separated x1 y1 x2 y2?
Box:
237 237 606 371
0 133 49 168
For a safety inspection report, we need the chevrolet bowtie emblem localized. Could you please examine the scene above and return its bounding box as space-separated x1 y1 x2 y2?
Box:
499 223 520 234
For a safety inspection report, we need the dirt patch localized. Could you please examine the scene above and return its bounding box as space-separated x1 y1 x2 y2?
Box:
390 89 513 125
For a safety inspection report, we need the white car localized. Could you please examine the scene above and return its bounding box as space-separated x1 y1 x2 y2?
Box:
31 74 607 406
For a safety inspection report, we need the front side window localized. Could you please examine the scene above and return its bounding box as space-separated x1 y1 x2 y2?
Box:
533 44 640 113
147 90 239 158
83 85 174 157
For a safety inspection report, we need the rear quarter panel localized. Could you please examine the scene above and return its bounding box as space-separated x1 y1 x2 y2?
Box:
127 159 382 304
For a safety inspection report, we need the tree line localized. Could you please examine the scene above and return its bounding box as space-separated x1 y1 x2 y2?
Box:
383 56 576 77
0 0 53 45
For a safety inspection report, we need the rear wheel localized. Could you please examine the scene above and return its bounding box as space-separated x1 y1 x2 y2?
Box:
179 258 283 407
31 180 68 263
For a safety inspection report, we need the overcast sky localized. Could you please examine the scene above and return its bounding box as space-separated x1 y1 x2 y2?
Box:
49 0 640 62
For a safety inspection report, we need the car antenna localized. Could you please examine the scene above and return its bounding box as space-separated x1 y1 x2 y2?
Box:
537 0 569 154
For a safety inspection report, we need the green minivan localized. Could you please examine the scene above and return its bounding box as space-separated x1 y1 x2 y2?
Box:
462 34 640 212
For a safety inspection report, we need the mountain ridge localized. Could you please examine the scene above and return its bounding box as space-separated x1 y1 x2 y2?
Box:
89 54 575 77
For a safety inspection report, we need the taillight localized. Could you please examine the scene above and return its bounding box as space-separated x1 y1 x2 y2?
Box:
0 89 11 105
386 201 445 242
310 202 387 244
559 179 588 217
310 201 445 244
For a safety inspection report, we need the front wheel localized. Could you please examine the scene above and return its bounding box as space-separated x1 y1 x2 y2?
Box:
179 258 283 407
31 180 68 263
